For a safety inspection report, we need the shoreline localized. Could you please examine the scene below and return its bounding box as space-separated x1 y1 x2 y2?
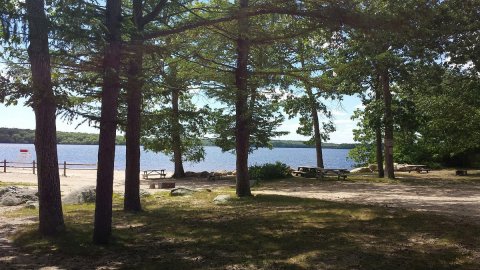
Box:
0 168 236 195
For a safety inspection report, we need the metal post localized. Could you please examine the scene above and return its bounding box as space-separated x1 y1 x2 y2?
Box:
3 159 6 173
33 160 36 174
63 161 67 177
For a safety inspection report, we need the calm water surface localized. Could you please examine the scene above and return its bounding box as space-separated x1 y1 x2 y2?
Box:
0 144 354 171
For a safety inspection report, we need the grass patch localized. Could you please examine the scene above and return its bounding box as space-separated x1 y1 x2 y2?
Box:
8 190 480 269
0 181 37 187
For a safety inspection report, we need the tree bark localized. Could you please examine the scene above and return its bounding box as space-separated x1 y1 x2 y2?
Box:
306 85 324 168
93 0 122 245
26 0 65 236
235 0 252 197
171 87 185 178
381 70 395 179
374 76 385 178
124 0 144 212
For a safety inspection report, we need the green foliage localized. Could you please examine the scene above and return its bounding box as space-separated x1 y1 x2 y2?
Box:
0 128 125 145
248 162 291 181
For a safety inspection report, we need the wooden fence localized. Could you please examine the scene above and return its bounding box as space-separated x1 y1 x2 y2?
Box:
1 159 97 176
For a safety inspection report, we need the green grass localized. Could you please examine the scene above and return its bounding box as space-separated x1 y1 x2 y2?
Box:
8 189 480 269
0 181 37 187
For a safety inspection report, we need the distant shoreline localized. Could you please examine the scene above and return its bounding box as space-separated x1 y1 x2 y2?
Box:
0 142 355 150
0 127 357 149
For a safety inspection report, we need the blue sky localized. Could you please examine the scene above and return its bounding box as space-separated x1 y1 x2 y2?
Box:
0 96 361 143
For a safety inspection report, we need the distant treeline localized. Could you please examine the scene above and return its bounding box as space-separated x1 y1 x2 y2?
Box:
0 128 355 149
200 139 356 149
0 128 126 145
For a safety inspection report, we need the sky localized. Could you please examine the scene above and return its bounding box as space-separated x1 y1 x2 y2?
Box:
0 95 362 143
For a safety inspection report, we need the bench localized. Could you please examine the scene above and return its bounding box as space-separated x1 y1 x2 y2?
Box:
403 165 430 173
317 169 349 180
292 166 318 178
142 169 166 179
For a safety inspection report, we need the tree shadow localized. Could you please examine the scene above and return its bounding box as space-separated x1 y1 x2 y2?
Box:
5 194 480 269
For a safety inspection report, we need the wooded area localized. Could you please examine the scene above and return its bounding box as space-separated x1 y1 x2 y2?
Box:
0 128 355 148
1 0 479 245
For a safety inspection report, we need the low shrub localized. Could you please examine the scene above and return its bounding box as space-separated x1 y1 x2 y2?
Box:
249 162 291 181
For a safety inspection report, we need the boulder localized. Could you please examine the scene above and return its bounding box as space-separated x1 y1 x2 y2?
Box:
0 186 38 206
63 186 96 204
350 167 372 173
213 194 232 204
1 194 24 206
368 164 378 172
396 164 409 172
25 200 39 209
170 187 196 196
199 171 210 178
185 171 198 177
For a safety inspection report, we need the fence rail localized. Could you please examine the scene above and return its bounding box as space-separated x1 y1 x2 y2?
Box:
1 159 97 176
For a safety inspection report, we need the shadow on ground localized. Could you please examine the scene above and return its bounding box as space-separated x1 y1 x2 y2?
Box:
2 192 480 269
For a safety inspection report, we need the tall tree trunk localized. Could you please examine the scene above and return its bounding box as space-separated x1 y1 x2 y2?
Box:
93 0 122 245
306 85 324 168
374 75 384 178
124 0 144 212
124 38 143 211
171 87 185 178
235 0 251 197
375 126 384 177
26 0 65 236
381 70 395 179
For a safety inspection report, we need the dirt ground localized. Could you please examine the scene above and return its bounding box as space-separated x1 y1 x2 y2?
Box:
1 169 479 269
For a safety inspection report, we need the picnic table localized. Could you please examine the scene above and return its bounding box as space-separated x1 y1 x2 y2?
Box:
142 169 166 179
318 168 350 180
292 166 349 180
292 166 319 178
404 165 430 173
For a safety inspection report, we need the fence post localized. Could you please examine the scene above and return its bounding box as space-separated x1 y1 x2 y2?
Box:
33 160 36 174
3 159 6 173
63 161 67 177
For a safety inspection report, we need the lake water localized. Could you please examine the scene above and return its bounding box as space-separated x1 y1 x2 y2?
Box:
0 144 354 171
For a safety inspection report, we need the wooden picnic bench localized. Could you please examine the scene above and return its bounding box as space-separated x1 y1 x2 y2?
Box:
317 168 350 180
142 169 166 179
405 165 430 173
292 166 319 178
292 166 349 180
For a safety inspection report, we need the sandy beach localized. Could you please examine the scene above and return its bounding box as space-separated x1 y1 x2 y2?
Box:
0 168 236 196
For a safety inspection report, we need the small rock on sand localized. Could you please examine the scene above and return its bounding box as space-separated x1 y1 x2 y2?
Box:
170 188 196 196
63 186 96 204
213 194 232 204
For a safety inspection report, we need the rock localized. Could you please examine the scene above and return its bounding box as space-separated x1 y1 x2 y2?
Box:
249 180 258 187
200 171 210 178
185 171 198 177
350 167 372 173
170 188 196 196
368 164 378 171
25 200 39 209
1 194 24 206
213 194 232 204
396 164 409 172
63 186 96 204
140 189 150 197
0 186 38 206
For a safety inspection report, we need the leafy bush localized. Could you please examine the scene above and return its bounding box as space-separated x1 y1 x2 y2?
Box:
249 162 291 181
